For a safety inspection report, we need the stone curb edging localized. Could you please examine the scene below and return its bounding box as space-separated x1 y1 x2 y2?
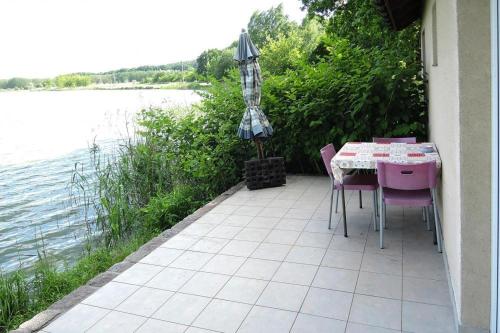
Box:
11 181 246 333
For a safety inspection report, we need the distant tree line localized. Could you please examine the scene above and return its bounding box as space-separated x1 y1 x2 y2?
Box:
0 61 199 90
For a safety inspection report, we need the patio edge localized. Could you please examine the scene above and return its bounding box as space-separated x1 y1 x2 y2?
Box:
11 181 246 333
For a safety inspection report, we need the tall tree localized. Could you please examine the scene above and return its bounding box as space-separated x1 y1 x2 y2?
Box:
247 4 297 48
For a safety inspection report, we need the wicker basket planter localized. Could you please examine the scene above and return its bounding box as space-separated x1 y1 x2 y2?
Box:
244 157 286 190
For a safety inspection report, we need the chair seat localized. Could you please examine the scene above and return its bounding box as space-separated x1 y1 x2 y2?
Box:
334 174 379 191
382 188 432 206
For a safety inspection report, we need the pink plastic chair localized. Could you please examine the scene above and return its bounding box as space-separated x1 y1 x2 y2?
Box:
377 161 442 252
373 137 417 144
320 144 379 236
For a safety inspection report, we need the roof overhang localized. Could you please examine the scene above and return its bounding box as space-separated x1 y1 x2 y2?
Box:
373 0 423 31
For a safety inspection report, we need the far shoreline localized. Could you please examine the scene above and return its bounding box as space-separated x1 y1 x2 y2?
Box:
0 81 209 92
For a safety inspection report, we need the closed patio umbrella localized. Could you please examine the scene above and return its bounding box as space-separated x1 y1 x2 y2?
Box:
234 29 273 159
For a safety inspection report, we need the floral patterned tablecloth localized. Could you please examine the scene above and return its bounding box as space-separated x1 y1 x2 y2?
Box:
330 142 442 182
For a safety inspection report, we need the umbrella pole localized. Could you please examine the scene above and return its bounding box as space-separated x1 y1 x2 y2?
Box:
254 138 264 160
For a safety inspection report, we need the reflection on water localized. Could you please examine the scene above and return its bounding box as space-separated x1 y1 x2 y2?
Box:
0 89 201 271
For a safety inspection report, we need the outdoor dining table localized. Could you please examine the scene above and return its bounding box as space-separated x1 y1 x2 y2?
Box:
330 142 442 236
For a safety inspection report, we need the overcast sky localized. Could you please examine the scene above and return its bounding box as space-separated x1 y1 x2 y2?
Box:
0 0 306 79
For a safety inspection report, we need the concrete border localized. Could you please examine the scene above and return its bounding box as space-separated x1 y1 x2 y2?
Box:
12 181 245 333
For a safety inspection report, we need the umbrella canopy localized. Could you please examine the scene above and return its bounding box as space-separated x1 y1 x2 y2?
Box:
235 29 273 141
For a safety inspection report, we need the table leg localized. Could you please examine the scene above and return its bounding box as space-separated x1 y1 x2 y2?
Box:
341 185 348 237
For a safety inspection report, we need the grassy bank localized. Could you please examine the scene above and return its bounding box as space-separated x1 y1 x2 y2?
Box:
0 233 152 331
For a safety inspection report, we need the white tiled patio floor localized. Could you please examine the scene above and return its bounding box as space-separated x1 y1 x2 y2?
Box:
42 176 456 333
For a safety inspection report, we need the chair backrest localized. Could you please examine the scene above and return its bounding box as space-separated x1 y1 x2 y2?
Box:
320 143 336 178
377 161 437 190
373 137 417 144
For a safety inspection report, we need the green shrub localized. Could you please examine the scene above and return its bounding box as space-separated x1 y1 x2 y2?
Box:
141 186 200 230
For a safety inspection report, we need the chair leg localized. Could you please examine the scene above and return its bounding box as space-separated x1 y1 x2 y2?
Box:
379 188 384 249
335 189 340 213
359 190 362 209
341 185 348 237
328 181 334 230
425 206 431 231
372 191 378 231
422 208 426 223
431 189 442 253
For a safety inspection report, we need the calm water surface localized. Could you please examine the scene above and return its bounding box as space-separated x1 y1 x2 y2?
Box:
0 89 201 272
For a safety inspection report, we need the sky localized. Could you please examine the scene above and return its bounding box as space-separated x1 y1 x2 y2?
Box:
0 0 306 79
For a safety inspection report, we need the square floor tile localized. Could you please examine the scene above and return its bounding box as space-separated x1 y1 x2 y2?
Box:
312 266 358 292
329 235 366 252
87 311 145 333
355 271 402 300
361 253 402 276
206 225 243 239
258 206 289 218
152 293 211 325
169 251 214 270
247 216 280 229
304 220 334 234
236 258 281 280
291 313 346 333
196 213 229 225
256 282 308 311
275 218 309 231
181 223 216 237
139 248 183 266
346 322 400 333
211 204 240 214
145 267 195 291
403 253 447 281
180 271 230 297
301 287 352 320
321 250 363 270
44 304 110 333
161 234 200 250
135 319 187 333
264 229 301 245
234 227 271 242
238 306 297 333
272 262 318 286
113 263 163 285
82 282 139 309
284 208 315 219
116 287 173 316
222 214 254 227
193 299 252 333
200 254 246 275
251 243 291 261
216 276 268 304
219 240 260 257
244 197 272 207
402 301 455 333
295 232 333 248
285 246 326 265
267 199 296 208
185 328 216 333
403 277 451 306
349 294 401 331
233 206 263 217
276 190 303 201
189 237 229 253
365 238 402 258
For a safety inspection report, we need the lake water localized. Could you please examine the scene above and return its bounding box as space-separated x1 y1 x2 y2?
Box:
0 89 201 272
